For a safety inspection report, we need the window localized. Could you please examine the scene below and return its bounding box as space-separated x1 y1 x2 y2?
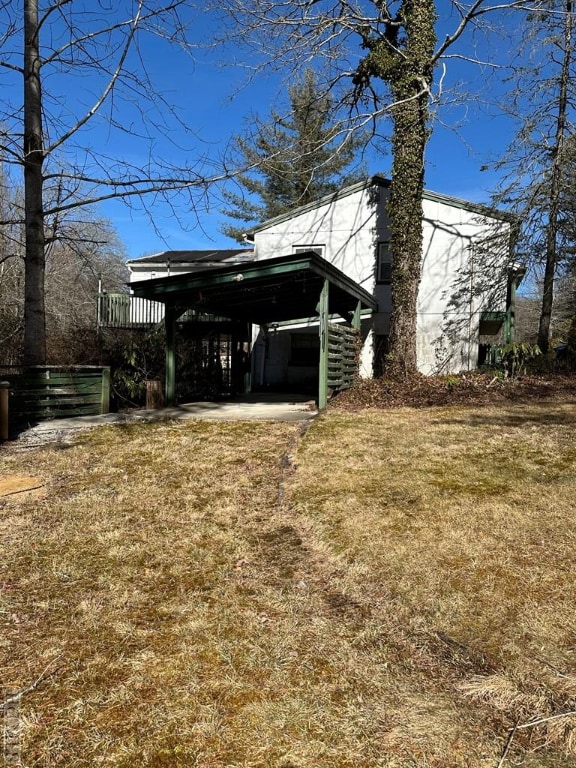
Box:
293 245 325 257
376 242 392 284
290 333 319 366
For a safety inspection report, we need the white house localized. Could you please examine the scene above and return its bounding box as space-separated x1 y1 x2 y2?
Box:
244 175 518 382
126 175 520 401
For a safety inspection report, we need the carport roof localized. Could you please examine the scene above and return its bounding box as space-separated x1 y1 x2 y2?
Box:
130 251 377 325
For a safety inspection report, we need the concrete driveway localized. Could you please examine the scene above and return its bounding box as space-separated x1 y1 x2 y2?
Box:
6 394 318 450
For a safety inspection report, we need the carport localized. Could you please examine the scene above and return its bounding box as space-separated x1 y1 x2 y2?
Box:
130 252 377 409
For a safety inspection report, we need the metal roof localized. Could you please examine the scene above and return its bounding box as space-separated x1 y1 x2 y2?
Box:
130 251 377 325
127 249 254 266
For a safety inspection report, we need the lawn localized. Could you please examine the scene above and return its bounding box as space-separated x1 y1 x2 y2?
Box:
1 401 576 767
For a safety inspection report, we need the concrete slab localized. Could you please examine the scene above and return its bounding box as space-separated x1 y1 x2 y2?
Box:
5 394 318 450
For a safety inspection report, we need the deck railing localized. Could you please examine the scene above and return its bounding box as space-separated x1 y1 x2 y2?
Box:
97 293 164 329
97 293 234 330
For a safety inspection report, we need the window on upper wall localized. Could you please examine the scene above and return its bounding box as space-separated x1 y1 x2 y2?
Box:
293 245 325 257
376 242 392 284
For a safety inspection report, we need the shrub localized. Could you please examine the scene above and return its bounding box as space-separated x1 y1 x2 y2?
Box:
492 341 541 378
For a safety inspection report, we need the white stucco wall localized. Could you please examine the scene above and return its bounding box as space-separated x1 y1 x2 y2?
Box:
251 185 383 384
418 198 510 373
252 185 381 290
252 182 511 377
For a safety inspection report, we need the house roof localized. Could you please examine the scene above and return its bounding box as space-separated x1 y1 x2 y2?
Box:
130 251 377 325
246 174 517 237
127 249 254 267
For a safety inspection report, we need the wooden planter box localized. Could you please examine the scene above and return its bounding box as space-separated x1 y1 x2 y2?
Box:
2 366 110 429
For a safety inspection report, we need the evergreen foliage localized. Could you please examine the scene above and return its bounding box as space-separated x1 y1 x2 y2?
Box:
222 70 365 241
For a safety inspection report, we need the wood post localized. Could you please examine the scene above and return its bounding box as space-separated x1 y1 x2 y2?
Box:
165 305 177 406
100 367 110 414
318 279 329 410
0 381 9 441
146 380 164 410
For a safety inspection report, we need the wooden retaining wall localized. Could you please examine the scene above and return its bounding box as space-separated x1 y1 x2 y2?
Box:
2 366 110 429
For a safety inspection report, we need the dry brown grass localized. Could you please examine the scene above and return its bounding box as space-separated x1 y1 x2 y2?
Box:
1 402 576 766
288 401 576 767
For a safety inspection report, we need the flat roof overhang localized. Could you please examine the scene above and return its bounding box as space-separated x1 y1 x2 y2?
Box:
130 252 377 323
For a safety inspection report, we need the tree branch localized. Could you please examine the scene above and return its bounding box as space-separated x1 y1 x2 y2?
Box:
434 0 534 62
45 3 144 155
1 655 63 709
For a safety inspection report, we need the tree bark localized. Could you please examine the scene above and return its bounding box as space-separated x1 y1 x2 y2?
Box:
23 0 46 366
537 0 573 355
383 0 437 377
352 0 436 377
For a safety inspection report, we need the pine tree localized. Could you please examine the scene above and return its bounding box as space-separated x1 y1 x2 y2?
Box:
222 70 364 242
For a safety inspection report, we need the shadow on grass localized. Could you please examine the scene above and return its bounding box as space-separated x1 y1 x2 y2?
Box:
439 406 576 429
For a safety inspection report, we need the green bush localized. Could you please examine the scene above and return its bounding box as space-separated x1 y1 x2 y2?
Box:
492 341 541 378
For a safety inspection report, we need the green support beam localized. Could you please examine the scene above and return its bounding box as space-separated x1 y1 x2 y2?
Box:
165 305 177 406
318 279 329 410
352 300 362 331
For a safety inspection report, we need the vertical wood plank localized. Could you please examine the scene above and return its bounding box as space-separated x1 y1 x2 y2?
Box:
0 382 9 441
165 305 177 407
318 279 329 410
100 367 110 414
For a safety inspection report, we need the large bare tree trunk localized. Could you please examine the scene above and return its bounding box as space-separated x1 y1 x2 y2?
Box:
351 0 436 376
379 0 437 377
537 0 573 355
387 73 432 373
23 0 46 366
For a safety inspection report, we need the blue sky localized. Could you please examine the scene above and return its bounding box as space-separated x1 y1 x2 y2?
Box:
93 2 521 260
1 2 521 260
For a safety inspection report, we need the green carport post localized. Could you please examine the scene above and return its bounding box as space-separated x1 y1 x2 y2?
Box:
353 300 362 331
318 279 329 410
165 304 177 407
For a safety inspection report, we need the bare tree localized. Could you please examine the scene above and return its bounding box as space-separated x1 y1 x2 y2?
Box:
488 1 576 354
0 163 24 364
216 0 532 376
0 162 128 364
44 218 128 354
0 1 225 366
538 1 574 353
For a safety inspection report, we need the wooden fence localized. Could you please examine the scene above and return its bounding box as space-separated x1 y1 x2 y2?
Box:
1 366 110 432
326 323 359 391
